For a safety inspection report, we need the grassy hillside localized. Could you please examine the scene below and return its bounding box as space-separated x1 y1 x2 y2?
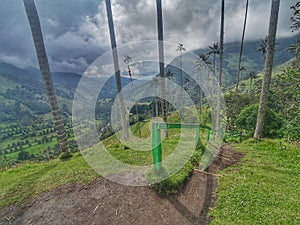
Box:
0 117 210 206
210 139 300 224
0 153 98 208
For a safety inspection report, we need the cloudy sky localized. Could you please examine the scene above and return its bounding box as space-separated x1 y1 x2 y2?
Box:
0 0 298 74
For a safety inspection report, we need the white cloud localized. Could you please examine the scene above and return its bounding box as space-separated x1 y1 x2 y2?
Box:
0 0 297 73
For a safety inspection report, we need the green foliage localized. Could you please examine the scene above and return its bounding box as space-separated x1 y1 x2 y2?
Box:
17 151 32 161
149 162 194 194
290 2 300 32
235 104 284 138
149 140 205 194
210 140 300 225
59 151 73 161
271 66 300 142
224 91 258 132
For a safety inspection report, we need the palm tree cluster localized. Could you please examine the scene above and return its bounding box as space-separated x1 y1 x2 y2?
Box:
22 0 285 144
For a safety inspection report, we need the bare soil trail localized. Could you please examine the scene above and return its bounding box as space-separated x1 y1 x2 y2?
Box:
0 144 242 225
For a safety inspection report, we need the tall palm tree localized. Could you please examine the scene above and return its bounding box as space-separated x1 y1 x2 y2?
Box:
197 53 212 67
287 37 300 59
124 54 141 137
256 36 268 55
208 43 220 73
219 0 225 87
105 0 128 139
195 54 211 122
254 0 281 139
156 0 167 124
247 70 258 92
207 43 220 109
236 0 249 91
164 70 174 116
256 35 279 56
216 0 225 131
23 0 69 153
177 42 186 104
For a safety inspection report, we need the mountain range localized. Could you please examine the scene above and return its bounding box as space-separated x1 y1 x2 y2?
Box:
0 34 298 123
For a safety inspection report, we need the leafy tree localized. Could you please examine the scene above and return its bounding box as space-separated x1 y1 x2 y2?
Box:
18 151 31 161
272 67 300 141
224 91 258 132
254 0 280 139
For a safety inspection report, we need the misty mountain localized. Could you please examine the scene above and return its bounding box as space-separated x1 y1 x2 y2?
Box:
0 34 298 122
0 61 131 122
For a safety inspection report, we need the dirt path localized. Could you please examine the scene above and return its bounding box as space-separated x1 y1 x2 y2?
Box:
0 144 242 225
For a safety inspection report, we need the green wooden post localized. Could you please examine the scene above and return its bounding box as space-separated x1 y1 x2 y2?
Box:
152 122 162 172
195 127 200 143
207 129 211 141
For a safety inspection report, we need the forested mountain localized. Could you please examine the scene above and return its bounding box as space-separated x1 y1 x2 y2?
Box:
0 34 298 122
0 61 131 122
193 34 298 86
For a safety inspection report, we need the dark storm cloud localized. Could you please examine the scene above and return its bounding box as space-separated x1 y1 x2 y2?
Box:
0 0 298 73
0 0 102 73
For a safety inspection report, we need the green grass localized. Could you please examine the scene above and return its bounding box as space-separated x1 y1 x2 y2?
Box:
0 153 98 208
210 139 300 225
0 118 206 207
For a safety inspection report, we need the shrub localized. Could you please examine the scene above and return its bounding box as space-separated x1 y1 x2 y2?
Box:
149 140 205 194
59 151 73 161
235 104 284 138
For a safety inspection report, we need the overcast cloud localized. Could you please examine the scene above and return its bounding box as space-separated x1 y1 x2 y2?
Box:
0 0 298 74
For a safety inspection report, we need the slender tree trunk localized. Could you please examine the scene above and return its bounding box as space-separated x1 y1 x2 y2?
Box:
216 0 225 131
156 0 166 121
23 0 69 153
254 0 280 139
105 0 128 139
156 0 168 137
219 0 225 88
236 0 249 92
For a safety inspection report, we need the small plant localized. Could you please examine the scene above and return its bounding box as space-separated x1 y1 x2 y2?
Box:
148 140 205 194
59 151 73 161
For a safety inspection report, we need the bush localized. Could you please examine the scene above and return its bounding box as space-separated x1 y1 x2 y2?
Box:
149 140 205 194
59 151 73 161
235 104 284 138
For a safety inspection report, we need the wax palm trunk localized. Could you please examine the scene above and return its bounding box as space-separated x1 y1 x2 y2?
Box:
216 0 225 131
254 0 280 139
105 0 128 139
236 0 249 91
156 0 167 123
23 0 69 153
